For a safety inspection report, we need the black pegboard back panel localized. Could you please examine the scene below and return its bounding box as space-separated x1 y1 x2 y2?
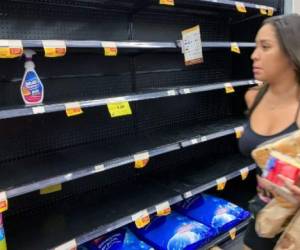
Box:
133 12 230 41
0 3 129 40
135 51 232 90
0 107 136 162
135 90 244 134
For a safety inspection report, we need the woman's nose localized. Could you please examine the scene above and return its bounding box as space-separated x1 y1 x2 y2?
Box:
251 48 259 61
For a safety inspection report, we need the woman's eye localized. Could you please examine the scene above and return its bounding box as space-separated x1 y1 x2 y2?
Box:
262 44 270 50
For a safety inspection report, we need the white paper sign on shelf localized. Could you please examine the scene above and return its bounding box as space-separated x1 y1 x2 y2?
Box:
184 191 193 199
32 106 46 114
167 90 176 96
93 164 105 174
181 25 203 66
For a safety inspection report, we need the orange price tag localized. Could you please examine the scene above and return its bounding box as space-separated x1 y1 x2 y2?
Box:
229 227 237 240
235 2 247 13
240 167 249 180
159 0 175 6
134 152 150 169
42 40 67 57
65 102 83 117
256 5 268 15
224 83 235 94
0 192 8 213
156 201 171 216
132 210 150 229
231 42 240 54
101 42 118 56
216 177 227 191
234 126 244 139
40 184 62 195
0 40 23 58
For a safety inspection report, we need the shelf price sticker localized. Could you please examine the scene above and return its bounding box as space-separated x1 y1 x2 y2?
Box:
93 164 105 174
159 0 175 6
235 2 247 13
40 184 62 195
107 98 132 118
54 239 77 250
0 40 23 58
101 42 118 56
240 167 249 181
201 136 207 142
224 83 235 94
259 6 268 15
190 138 198 145
184 191 193 199
32 106 46 115
182 88 191 94
229 227 237 240
216 177 227 191
65 102 83 117
234 126 244 139
267 7 274 16
0 192 8 213
156 201 171 216
231 42 240 54
42 40 67 57
181 25 203 66
134 151 150 169
132 210 150 229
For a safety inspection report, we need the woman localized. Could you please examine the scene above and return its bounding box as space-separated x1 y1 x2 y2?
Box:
238 14 300 250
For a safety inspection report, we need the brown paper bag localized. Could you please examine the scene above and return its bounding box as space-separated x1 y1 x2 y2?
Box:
252 130 300 168
275 209 300 250
255 198 298 238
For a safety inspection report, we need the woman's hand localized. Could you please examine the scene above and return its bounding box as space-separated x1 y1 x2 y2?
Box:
278 174 300 203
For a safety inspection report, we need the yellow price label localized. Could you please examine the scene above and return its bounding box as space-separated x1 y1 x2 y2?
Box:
240 167 249 180
229 227 237 240
159 0 175 6
0 40 23 58
257 5 268 15
101 42 118 56
235 2 247 13
156 201 171 216
224 83 235 94
132 210 150 229
267 7 274 16
107 101 132 118
42 40 66 57
134 152 150 169
40 184 62 195
234 126 244 139
216 177 227 191
65 102 83 117
0 192 8 213
231 42 240 54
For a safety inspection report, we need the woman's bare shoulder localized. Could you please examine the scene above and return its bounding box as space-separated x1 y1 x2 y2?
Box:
245 86 260 109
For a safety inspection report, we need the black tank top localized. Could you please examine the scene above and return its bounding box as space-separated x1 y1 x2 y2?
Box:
239 91 300 157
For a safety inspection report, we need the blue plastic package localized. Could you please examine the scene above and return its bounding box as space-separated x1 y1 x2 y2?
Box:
130 211 216 250
79 227 154 250
174 194 251 234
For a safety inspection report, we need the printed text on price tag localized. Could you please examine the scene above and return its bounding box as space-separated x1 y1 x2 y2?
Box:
101 42 118 56
0 192 8 213
132 210 150 229
65 102 83 117
0 40 23 58
216 177 227 191
156 201 171 216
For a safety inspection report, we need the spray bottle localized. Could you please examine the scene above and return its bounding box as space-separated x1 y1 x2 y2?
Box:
20 49 44 105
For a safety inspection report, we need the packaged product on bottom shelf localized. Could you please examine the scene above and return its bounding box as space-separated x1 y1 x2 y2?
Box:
0 214 6 250
130 211 217 250
174 194 250 234
78 227 154 250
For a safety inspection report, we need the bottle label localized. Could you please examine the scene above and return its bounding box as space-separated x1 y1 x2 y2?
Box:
21 71 43 104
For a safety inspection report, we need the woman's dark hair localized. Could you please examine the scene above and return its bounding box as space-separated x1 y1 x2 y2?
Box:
248 14 300 117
